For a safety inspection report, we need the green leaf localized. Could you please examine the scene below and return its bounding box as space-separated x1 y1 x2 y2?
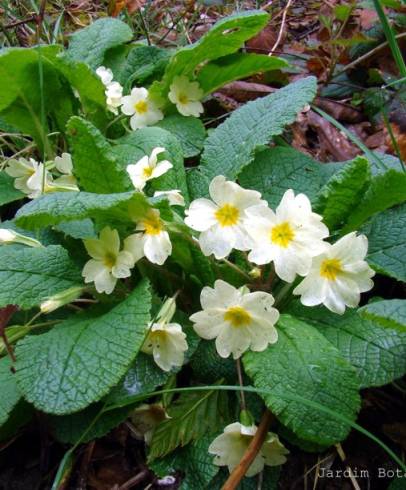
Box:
67 116 131 193
188 77 317 198
54 219 96 240
15 280 151 414
190 340 236 384
361 202 406 281
288 303 406 388
148 385 230 460
0 357 21 428
0 245 82 309
343 169 406 232
150 436 220 490
0 171 24 206
239 146 323 208
107 352 171 408
65 17 133 69
243 314 361 446
111 127 190 202
211 467 280 490
314 156 370 230
359 300 406 333
0 47 75 148
107 44 170 90
157 115 206 158
15 191 149 230
50 403 130 444
150 10 270 102
197 53 287 95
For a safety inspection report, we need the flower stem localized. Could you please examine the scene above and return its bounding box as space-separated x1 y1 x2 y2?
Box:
221 410 274 490
236 358 247 412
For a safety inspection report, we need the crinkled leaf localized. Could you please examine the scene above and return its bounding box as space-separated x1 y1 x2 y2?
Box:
150 436 220 490
239 146 322 207
148 385 230 461
67 116 131 193
65 17 133 69
197 52 287 95
157 115 206 158
359 300 406 333
361 202 406 281
188 77 317 198
243 314 361 446
0 357 21 428
314 156 370 230
15 280 151 414
343 169 406 232
0 171 24 206
0 245 82 309
111 127 189 202
15 191 148 229
288 303 406 388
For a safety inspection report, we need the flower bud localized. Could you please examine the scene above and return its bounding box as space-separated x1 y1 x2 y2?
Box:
40 286 85 314
156 296 177 324
0 228 42 248
239 409 255 428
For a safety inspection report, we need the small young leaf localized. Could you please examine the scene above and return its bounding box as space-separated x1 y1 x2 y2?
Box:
314 156 370 230
15 279 151 414
243 314 361 446
0 245 82 309
148 385 230 460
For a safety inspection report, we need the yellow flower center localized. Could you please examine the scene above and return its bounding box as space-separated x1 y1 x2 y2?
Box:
224 306 252 328
178 93 189 104
103 252 117 268
215 204 240 227
143 166 153 178
142 213 164 235
134 99 148 114
270 222 295 248
320 258 342 281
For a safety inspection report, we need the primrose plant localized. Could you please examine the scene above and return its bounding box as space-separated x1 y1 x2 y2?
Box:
0 10 405 489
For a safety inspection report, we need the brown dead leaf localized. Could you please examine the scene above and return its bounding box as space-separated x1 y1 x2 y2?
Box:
110 0 146 17
218 81 274 102
246 23 278 54
316 98 364 123
308 110 360 161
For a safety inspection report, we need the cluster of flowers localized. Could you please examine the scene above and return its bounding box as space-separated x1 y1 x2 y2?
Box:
3 153 78 198
96 66 204 129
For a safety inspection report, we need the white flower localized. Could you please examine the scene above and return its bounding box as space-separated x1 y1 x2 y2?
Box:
25 163 54 198
190 280 279 359
54 152 73 174
82 227 135 294
5 157 40 194
184 175 266 259
209 422 289 477
105 81 123 114
293 232 375 314
245 189 329 283
126 147 172 191
142 321 188 371
121 87 163 130
96 66 114 86
0 228 42 247
124 209 172 265
168 76 204 117
153 190 185 207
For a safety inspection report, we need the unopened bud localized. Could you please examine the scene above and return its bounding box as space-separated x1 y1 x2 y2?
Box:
40 286 85 314
0 228 42 248
156 296 177 324
240 409 255 428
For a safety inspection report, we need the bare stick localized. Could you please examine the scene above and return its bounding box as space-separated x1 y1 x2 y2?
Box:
269 0 294 55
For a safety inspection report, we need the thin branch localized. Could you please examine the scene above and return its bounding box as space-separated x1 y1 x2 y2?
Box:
269 0 294 55
221 410 274 490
